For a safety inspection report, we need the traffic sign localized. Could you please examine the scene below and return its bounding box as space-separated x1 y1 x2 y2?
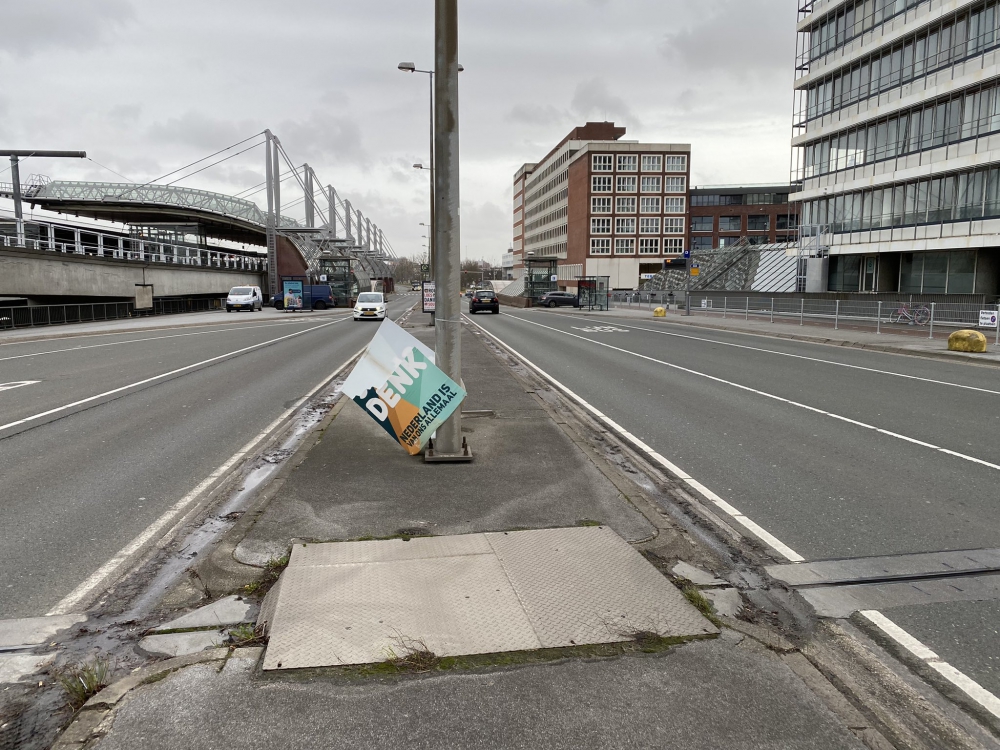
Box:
682 250 691 259
690 262 700 277
420 263 430 274
980 310 999 328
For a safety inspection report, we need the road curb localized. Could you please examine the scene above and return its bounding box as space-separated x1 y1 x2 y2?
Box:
52 647 236 749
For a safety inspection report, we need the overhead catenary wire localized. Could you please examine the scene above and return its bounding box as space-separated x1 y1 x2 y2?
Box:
87 157 135 183
164 141 264 187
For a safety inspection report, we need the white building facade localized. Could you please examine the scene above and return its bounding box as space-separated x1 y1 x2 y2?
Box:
791 0 1000 296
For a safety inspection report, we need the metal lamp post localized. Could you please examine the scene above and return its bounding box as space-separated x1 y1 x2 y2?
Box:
1 150 86 247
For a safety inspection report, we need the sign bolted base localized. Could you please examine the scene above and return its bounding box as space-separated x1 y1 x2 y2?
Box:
424 436 474 463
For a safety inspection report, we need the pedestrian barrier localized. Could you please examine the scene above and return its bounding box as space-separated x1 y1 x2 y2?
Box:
0 298 220 330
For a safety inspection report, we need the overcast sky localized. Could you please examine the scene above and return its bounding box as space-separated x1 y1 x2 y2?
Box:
0 0 798 263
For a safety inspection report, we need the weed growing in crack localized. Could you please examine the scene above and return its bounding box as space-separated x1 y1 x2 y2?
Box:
381 635 440 673
56 658 114 709
678 582 724 628
227 623 267 648
242 554 290 597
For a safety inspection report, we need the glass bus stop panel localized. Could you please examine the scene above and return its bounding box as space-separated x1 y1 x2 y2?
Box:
576 276 609 310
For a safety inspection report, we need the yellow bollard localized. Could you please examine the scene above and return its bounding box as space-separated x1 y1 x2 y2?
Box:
653 306 666 318
948 329 988 352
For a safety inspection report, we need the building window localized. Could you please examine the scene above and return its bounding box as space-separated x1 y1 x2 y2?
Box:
615 217 636 234
664 217 685 234
641 176 662 193
664 238 684 253
746 235 770 245
642 155 662 172
691 193 743 206
692 236 714 250
592 154 613 172
747 215 769 231
639 217 661 234
665 176 686 193
664 197 685 213
591 197 612 214
590 238 611 255
591 217 611 234
616 176 637 193
640 197 662 213
592 176 612 193
691 216 714 232
617 154 638 172
776 214 798 230
665 155 687 172
614 238 635 254
615 196 636 213
719 216 742 231
719 235 743 247
639 238 660 255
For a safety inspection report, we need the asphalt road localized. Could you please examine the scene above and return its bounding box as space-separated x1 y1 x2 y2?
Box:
0 296 416 619
466 304 1000 696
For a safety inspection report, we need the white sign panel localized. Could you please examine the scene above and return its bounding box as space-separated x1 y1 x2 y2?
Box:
980 309 999 328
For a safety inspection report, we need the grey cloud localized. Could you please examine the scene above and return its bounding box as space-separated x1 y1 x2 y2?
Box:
0 0 135 56
146 113 260 153
507 104 568 127
277 113 369 169
659 0 796 78
570 78 642 130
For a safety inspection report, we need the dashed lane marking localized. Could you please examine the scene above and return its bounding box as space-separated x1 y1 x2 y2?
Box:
499 313 1000 473
0 380 40 392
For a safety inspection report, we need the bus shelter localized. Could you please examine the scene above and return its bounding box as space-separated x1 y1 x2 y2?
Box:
576 276 610 311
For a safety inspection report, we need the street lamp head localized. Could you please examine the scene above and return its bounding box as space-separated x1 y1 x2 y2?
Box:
397 62 416 72
457 64 465 72
413 163 424 169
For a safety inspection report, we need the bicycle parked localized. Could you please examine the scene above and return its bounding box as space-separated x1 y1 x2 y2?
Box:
888 302 931 325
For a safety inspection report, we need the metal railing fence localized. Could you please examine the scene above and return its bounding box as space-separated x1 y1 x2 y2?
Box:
680 296 1000 343
0 298 221 330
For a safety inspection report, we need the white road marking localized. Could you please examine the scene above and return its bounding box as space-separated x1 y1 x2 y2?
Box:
0 318 348 363
571 325 629 333
547 312 1000 396
0 381 40 392
0 318 347 435
860 610 1000 720
46 347 367 616
463 313 804 563
502 313 1000 473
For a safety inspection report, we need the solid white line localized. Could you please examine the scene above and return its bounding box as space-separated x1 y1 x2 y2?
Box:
860 610 1000 720
46 346 366 616
0 318 346 435
0 380 40 392
545 312 1000 397
463 313 805 563
0 318 346 363
500 313 1000 473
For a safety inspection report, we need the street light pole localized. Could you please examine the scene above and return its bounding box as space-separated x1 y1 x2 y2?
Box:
432 0 465 458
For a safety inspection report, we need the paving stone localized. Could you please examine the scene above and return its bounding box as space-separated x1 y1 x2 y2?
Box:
0 614 87 649
153 596 253 632
139 631 226 658
671 561 725 587
703 588 743 618
0 652 56 683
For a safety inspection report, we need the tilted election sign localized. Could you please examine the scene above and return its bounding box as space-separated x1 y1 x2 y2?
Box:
342 318 466 455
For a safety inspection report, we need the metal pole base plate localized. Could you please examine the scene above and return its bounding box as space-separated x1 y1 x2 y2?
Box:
424 437 474 463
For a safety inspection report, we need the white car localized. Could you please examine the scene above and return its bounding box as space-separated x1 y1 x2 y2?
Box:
226 286 262 312
353 292 386 321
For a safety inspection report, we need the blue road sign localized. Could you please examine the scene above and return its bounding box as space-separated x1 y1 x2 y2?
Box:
682 250 691 259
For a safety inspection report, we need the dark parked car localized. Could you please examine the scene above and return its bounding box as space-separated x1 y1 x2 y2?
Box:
469 289 499 314
539 291 579 308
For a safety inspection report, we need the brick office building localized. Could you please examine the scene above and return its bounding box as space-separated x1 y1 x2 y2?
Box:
689 185 799 251
513 122 691 291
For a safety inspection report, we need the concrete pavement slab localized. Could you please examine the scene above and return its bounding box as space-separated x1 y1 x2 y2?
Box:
0 652 56 683
138 631 226 658
87 638 866 750
0 614 85 649
672 561 725 586
152 596 253 632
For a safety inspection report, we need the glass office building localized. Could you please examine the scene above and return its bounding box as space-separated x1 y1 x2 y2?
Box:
791 0 1000 295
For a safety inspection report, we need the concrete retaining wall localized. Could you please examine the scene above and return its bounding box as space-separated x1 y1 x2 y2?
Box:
498 294 531 308
0 248 264 299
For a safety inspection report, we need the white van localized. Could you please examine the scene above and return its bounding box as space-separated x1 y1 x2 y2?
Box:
226 286 263 312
